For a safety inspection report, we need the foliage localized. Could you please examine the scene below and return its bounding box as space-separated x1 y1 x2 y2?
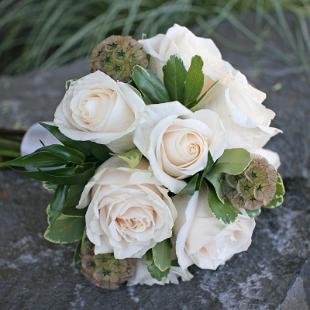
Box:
0 0 308 76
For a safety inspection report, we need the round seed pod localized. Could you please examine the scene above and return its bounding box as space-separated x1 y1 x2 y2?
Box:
221 155 278 210
80 236 136 289
90 35 148 82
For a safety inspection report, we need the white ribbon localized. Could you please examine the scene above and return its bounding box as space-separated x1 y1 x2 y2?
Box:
21 123 60 156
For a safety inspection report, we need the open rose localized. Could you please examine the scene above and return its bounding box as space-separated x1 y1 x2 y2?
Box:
54 70 145 152
173 188 255 270
140 24 280 150
134 101 226 193
77 157 177 259
139 23 223 80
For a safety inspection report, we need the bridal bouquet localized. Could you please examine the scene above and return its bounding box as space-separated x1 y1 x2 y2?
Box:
3 25 285 288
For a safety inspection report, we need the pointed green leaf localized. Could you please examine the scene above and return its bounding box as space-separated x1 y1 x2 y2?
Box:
184 55 204 107
41 123 111 161
47 185 68 225
152 239 171 272
23 164 96 185
44 213 85 244
264 174 285 208
146 250 170 281
163 55 187 102
209 148 251 176
205 148 251 202
132 65 170 104
62 184 86 217
179 174 200 195
118 148 142 168
207 185 238 224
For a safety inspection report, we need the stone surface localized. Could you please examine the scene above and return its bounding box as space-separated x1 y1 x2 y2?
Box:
0 16 309 310
0 173 309 310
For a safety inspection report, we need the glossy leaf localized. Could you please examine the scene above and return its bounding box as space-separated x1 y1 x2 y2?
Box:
132 65 170 104
209 148 251 176
207 185 238 224
146 251 170 281
163 55 187 102
41 123 111 161
184 55 204 107
179 174 200 195
47 185 68 225
206 148 251 202
152 239 171 272
23 164 96 185
44 213 85 244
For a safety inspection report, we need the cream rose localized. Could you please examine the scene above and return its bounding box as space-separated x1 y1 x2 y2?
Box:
196 63 281 150
134 101 227 193
127 259 193 286
173 188 255 270
54 70 145 153
77 157 177 259
140 24 280 150
139 24 223 80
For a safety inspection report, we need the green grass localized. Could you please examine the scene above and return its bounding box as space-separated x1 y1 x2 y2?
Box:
0 0 309 75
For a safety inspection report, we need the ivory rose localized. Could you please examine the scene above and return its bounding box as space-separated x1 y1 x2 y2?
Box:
77 157 177 259
54 70 145 153
173 188 255 270
139 24 280 150
133 101 227 194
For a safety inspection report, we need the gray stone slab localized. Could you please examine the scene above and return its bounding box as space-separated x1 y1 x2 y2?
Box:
0 60 89 129
0 172 309 310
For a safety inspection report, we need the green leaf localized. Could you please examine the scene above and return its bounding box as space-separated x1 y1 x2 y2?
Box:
179 174 200 195
23 164 96 185
41 123 111 161
0 148 69 168
163 55 187 102
209 148 251 176
179 154 215 195
246 208 261 218
264 174 285 208
73 241 82 265
44 213 85 244
184 55 204 107
132 65 170 104
146 251 170 281
152 239 171 272
47 185 68 225
62 184 86 217
205 148 251 202
117 148 142 168
207 185 238 224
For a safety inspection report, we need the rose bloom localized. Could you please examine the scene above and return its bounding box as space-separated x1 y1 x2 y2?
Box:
139 24 280 150
134 101 226 193
77 157 177 259
173 188 255 270
54 70 145 152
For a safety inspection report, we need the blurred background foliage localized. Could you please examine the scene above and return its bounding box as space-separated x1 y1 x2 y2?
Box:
0 0 309 75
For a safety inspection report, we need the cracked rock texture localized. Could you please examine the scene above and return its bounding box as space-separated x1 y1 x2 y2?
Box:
0 17 309 310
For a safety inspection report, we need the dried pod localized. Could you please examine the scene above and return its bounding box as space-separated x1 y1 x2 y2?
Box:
90 35 148 82
80 235 136 289
222 155 278 210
